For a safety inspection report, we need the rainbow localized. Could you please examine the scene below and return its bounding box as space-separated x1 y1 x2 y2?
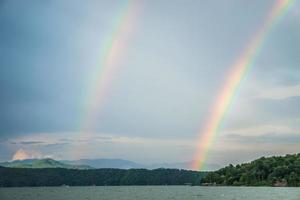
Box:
81 0 141 133
192 0 295 170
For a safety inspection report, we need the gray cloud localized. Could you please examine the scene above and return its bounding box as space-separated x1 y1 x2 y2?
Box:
43 142 69 148
19 141 45 145
225 133 300 144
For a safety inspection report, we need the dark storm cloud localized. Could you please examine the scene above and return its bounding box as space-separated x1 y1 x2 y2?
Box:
0 0 94 136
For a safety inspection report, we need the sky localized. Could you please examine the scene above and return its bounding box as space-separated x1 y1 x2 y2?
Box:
0 0 300 169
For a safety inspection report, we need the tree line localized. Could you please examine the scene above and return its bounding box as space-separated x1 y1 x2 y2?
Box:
0 167 206 187
201 153 300 186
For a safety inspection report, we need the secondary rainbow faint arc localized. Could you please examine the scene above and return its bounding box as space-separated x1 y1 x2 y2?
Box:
192 0 296 170
81 0 141 133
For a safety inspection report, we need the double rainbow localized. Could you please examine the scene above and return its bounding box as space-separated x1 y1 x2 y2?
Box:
192 0 296 170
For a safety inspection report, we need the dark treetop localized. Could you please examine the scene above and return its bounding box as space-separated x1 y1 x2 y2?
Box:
0 167 206 187
202 153 300 187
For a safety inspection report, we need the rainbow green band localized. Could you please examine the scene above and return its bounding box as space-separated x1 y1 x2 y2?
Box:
192 0 296 171
82 0 140 133
73 1 140 158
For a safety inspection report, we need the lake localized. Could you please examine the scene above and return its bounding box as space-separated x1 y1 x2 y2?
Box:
1 186 300 200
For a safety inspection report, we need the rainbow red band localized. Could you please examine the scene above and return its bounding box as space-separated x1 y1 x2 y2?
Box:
73 1 141 159
192 0 295 171
82 0 141 133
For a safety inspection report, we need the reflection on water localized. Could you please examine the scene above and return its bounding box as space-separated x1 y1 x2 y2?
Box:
1 186 300 200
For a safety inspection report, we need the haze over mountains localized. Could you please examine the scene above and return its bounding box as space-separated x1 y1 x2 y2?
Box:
0 158 92 169
0 158 221 171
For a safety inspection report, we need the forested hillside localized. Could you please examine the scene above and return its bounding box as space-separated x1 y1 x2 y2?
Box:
0 167 206 187
202 153 300 186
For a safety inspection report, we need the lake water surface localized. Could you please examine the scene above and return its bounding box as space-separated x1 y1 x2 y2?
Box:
1 186 300 200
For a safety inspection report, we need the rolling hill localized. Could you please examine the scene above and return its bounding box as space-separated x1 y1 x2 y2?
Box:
62 158 144 169
0 158 92 169
1 158 220 170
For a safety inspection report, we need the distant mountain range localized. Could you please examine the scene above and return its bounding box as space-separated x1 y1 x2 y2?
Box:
63 159 220 170
62 159 143 169
0 158 221 171
0 158 92 169
147 161 221 171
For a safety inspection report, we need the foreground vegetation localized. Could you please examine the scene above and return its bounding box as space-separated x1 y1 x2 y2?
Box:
202 153 300 186
0 167 206 187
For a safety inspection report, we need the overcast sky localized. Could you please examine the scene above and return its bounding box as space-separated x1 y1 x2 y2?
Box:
0 0 300 168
